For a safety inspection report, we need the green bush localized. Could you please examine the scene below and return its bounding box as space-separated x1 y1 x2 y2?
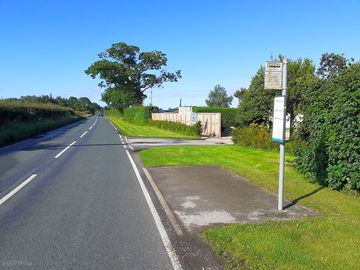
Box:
123 106 159 125
150 120 202 136
232 124 277 150
295 63 360 191
193 106 238 133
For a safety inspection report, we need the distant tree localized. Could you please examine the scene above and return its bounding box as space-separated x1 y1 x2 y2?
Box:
85 42 181 111
205 85 233 107
233 87 248 104
317 53 354 79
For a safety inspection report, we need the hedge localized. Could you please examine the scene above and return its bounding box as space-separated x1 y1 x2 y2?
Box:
150 120 202 136
0 101 75 125
295 63 360 191
192 106 238 132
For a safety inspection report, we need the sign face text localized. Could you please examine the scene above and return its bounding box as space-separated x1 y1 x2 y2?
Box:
265 61 283 90
272 96 285 143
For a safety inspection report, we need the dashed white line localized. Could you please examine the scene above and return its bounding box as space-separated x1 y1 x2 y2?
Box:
125 151 182 270
0 174 37 206
89 126 93 130
123 145 127 149
54 141 76 159
80 131 88 138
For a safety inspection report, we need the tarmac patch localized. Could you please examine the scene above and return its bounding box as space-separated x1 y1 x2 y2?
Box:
147 165 317 232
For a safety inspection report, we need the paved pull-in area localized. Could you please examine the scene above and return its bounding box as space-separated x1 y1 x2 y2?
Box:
147 165 317 233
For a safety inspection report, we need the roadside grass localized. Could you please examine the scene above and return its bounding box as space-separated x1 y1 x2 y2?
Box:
139 145 360 270
0 116 82 147
106 115 199 139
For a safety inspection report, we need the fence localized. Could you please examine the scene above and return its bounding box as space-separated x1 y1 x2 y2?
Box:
152 109 221 137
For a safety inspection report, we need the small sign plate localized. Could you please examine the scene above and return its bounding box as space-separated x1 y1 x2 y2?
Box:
265 61 283 90
272 96 285 143
191 113 197 123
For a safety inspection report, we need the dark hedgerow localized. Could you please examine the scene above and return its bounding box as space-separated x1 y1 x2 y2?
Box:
192 106 238 134
295 63 360 191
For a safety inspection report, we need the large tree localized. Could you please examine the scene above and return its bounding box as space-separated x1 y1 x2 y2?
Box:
205 84 233 107
317 53 353 79
237 57 318 127
85 42 181 111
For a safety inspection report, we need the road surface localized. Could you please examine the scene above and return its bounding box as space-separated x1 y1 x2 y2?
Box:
0 116 178 269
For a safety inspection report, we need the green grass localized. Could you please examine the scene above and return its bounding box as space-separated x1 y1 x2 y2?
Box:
106 115 199 139
139 145 360 270
0 116 82 147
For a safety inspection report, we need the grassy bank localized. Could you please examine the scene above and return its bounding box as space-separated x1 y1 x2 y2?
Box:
106 113 199 139
140 145 360 270
0 116 82 147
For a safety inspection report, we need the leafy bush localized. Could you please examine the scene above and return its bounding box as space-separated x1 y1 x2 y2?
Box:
193 106 238 133
150 120 202 136
295 63 360 191
232 124 277 150
123 106 159 125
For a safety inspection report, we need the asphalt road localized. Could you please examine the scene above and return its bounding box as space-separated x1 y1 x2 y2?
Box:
0 116 176 269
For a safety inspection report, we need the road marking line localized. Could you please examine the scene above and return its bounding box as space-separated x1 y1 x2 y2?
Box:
124 137 134 150
0 174 37 206
123 145 127 148
126 151 182 270
89 126 93 130
80 131 88 138
143 168 183 236
54 141 76 158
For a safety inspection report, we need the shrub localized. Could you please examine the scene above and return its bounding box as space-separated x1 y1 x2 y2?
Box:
295 63 360 191
192 106 238 134
232 124 277 150
150 120 201 136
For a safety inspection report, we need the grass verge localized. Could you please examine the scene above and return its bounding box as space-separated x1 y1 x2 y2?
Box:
106 114 199 139
0 115 82 147
139 145 360 270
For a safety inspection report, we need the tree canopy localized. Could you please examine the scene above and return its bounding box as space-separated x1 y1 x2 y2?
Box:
317 53 354 79
85 42 181 111
236 57 318 127
205 85 233 107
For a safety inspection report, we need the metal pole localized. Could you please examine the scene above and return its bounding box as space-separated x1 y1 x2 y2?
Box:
150 88 153 106
278 58 287 211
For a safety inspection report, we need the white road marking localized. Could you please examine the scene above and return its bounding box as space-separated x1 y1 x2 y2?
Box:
0 174 37 206
119 134 122 139
125 150 182 270
123 145 127 149
89 126 93 130
124 137 134 150
80 131 88 138
54 141 76 159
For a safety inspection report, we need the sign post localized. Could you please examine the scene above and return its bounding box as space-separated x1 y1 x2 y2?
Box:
265 58 288 211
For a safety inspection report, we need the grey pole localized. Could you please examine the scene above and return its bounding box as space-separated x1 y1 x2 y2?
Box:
278 58 288 211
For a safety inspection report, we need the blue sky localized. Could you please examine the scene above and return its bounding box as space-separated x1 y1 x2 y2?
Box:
1 0 359 108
